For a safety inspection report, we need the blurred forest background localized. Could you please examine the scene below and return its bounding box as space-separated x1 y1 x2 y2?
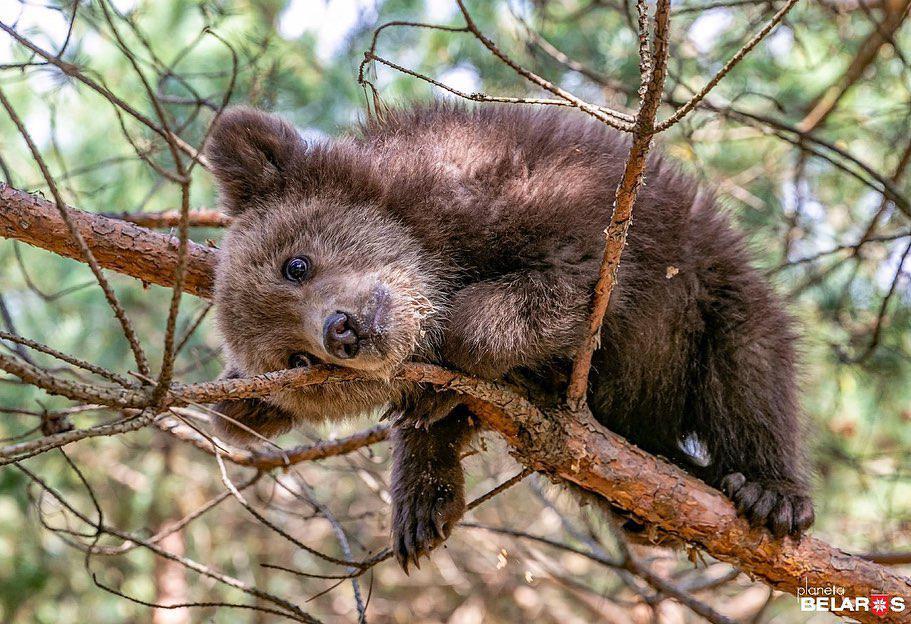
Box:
1 0 910 622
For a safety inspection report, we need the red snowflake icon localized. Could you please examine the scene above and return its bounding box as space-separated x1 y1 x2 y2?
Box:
870 594 890 617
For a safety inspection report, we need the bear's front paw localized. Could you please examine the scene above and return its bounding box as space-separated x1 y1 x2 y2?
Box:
388 409 437 431
389 391 460 431
392 479 465 573
721 473 815 538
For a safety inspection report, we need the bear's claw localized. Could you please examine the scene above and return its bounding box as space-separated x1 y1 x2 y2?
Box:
721 472 814 538
392 480 464 573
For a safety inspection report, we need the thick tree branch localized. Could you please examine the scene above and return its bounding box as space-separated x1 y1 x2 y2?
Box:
1 186 908 621
467 398 911 624
0 183 217 298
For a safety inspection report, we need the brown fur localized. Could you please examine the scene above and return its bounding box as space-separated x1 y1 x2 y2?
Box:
208 103 814 570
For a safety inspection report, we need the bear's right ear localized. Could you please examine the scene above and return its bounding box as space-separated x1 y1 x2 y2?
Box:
205 107 305 216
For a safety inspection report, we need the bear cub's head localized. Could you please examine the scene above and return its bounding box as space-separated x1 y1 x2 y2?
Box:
207 107 441 398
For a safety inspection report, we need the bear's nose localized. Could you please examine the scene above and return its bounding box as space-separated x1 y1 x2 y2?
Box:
323 312 360 359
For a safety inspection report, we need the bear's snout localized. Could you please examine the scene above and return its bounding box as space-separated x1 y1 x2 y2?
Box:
323 312 360 359
322 285 394 361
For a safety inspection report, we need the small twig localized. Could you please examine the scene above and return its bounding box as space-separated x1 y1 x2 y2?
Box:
0 330 134 388
655 0 800 131
215 452 368 569
103 209 231 228
838 236 911 363
860 550 911 565
624 556 738 624
16 462 319 623
567 0 673 409
93 473 261 556
0 22 207 166
0 411 154 465
453 0 635 131
358 18 633 127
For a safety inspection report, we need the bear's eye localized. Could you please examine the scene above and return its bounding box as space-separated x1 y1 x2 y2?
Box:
282 256 312 283
288 352 313 368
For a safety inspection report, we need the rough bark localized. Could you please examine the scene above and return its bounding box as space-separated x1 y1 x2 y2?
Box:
0 183 217 298
2 186 909 622
466 398 911 624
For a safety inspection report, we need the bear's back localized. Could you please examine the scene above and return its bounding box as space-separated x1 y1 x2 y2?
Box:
354 103 708 286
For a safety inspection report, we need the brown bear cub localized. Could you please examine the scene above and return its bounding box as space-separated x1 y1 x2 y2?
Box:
208 103 814 570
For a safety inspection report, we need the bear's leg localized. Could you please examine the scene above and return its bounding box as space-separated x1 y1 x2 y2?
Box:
211 368 298 441
390 403 473 572
692 331 815 538
390 269 586 568
440 270 590 379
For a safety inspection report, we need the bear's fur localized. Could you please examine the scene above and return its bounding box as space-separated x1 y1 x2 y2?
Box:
208 103 814 571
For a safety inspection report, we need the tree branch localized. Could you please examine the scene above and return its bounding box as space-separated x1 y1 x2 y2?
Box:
0 183 217 298
467 397 911 624
655 0 800 132
101 210 232 228
567 0 672 409
158 416 390 469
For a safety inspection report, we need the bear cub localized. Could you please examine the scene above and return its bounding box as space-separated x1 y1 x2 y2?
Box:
208 103 814 571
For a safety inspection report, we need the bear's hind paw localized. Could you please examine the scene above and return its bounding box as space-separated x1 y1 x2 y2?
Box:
721 473 815 538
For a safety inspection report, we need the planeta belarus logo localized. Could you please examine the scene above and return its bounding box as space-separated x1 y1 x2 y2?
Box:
797 580 906 616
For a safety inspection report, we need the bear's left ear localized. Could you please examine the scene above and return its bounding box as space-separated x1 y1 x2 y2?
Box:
205 106 305 216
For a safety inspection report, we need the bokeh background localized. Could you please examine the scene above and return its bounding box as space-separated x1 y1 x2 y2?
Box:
1 0 910 622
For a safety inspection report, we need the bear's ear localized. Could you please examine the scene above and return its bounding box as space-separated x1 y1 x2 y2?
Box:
205 106 305 216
